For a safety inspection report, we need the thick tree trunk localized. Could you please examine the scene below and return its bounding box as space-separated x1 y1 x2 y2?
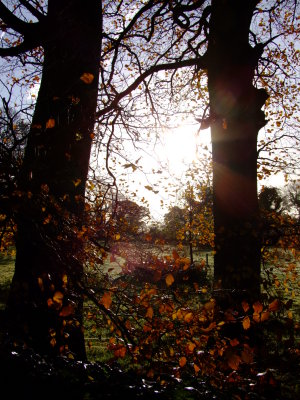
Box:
6 0 101 359
207 0 268 299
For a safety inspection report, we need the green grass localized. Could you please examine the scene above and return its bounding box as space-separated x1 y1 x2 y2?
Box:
0 252 15 310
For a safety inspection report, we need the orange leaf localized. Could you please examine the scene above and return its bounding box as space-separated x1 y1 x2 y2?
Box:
253 301 263 314
241 301 250 313
184 312 193 323
194 363 200 374
268 299 280 312
46 118 55 129
101 292 112 310
228 353 241 370
179 356 187 367
242 316 251 330
166 273 175 287
261 311 270 322
114 346 126 358
187 342 196 353
59 304 75 317
80 72 94 84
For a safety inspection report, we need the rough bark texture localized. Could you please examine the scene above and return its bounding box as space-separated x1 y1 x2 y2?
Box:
207 0 268 298
6 0 102 359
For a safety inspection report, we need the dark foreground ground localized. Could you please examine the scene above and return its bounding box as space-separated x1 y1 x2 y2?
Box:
1 342 300 400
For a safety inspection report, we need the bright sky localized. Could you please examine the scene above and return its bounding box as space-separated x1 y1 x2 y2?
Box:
118 123 287 222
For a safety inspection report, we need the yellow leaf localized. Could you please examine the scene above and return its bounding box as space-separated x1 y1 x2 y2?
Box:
101 292 112 310
53 291 64 305
146 307 154 319
115 234 121 241
179 356 187 367
46 118 55 129
165 273 175 287
73 178 81 187
242 316 251 330
80 72 94 84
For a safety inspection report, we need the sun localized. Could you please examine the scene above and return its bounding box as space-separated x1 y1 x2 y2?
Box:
160 125 211 175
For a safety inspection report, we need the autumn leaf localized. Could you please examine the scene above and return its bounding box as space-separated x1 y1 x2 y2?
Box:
53 291 64 306
115 234 121 241
114 346 126 358
227 353 241 370
179 356 187 367
37 277 44 291
172 249 180 260
73 178 81 187
230 338 240 347
59 304 75 317
268 299 280 312
194 364 200 374
80 72 94 84
100 292 112 310
187 342 196 353
241 301 250 313
165 273 175 286
253 301 263 314
184 312 193 323
242 316 251 330
146 307 154 319
46 118 55 129
260 311 270 322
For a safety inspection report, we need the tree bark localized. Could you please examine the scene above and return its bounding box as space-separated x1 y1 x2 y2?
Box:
6 0 102 359
207 0 268 299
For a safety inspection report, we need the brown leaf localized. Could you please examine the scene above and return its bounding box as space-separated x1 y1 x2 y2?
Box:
101 292 112 310
227 353 241 370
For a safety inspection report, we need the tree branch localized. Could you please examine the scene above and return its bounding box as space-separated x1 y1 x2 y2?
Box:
0 1 40 35
19 0 46 21
0 39 39 57
97 55 207 118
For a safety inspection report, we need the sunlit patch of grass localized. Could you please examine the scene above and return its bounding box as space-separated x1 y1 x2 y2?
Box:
0 252 15 310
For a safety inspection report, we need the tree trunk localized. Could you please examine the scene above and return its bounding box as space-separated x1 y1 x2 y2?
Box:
207 0 268 299
6 0 101 359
